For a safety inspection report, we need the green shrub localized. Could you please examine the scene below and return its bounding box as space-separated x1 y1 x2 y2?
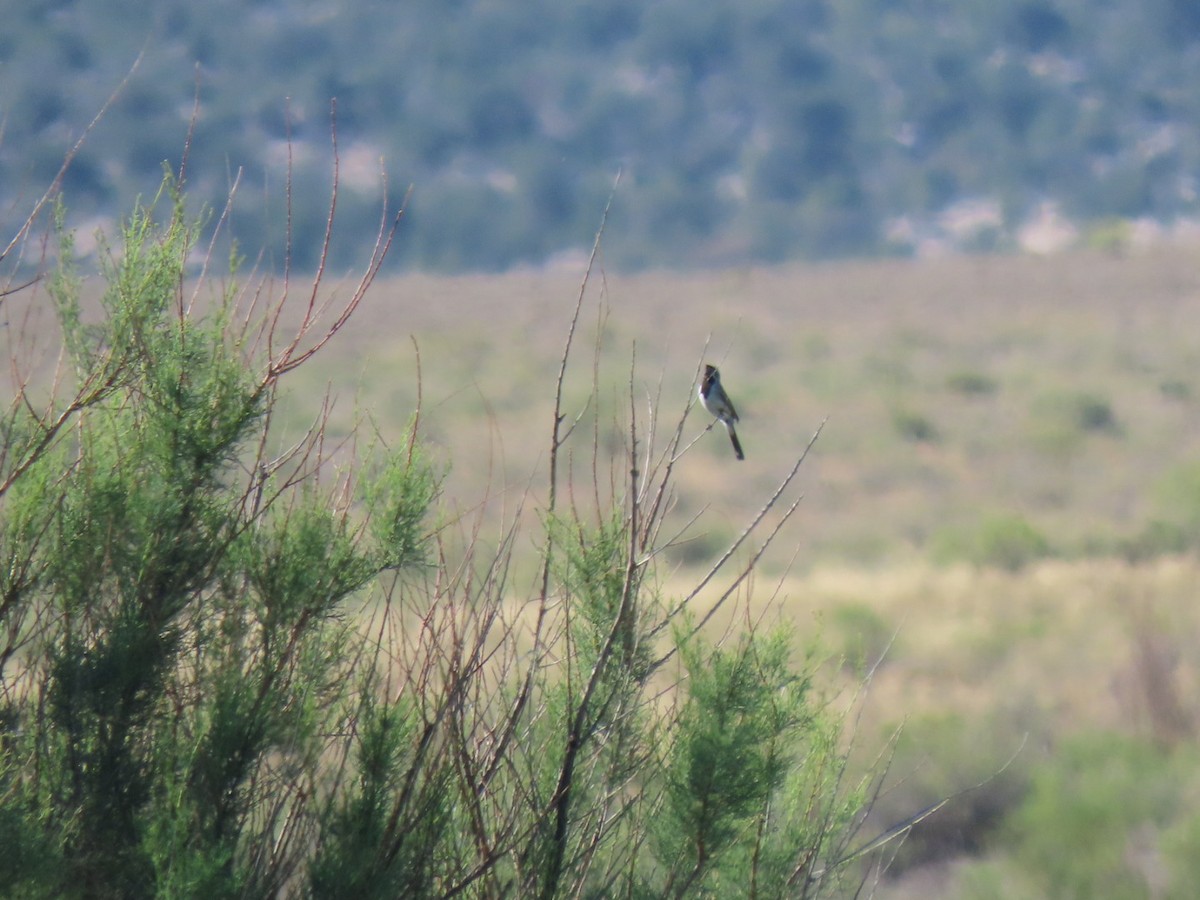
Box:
892 407 939 442
0 174 886 898
1163 808 1200 893
1119 519 1191 561
1073 393 1119 433
1027 389 1121 459
652 626 850 896
930 512 1052 571
975 514 1051 570
1159 378 1191 401
945 370 998 396
1005 732 1200 900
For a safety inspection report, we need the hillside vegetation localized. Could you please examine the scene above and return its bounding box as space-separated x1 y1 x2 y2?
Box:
6 0 1200 270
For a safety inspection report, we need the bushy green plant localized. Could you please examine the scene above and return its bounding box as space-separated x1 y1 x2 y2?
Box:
0 174 888 897
652 626 819 895
1118 518 1191 561
945 370 998 396
1003 732 1200 900
930 512 1052 571
1 179 432 898
581 616 870 899
1158 378 1190 401
1027 389 1121 459
892 407 939 443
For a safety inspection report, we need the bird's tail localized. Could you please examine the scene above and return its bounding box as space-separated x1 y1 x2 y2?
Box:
726 424 745 461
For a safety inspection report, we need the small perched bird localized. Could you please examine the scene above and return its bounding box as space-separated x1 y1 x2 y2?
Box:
700 364 744 460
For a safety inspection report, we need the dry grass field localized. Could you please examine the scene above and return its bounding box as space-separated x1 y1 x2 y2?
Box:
267 244 1200 894
291 245 1200 563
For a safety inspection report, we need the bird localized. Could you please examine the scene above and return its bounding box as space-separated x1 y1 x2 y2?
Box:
699 364 744 460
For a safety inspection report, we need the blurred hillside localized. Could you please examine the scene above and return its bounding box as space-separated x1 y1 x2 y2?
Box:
6 0 1200 271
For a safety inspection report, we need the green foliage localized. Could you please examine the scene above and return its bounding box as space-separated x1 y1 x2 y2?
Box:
11 187 287 898
0 781 63 895
0 183 435 898
7 0 1200 270
309 696 448 899
1072 394 1119 433
1163 807 1200 892
1004 732 1200 899
1118 518 1192 562
247 497 377 629
360 436 439 571
892 407 939 443
945 369 998 396
930 512 1052 571
0 179 878 897
1028 389 1121 458
552 513 648 677
659 628 803 864
648 625 858 897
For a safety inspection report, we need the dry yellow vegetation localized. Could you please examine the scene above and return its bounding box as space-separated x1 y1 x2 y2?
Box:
266 245 1200 742
289 245 1200 565
266 245 1200 893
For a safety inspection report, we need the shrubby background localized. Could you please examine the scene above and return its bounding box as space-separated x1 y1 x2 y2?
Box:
6 0 1200 270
